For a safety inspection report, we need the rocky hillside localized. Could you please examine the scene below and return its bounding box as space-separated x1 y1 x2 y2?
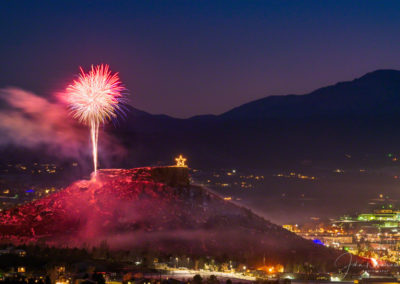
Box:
0 167 354 268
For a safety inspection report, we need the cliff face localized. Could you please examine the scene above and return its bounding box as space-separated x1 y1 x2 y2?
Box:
0 167 346 267
148 166 190 187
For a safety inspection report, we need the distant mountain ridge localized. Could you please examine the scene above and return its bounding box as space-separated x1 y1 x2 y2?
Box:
110 69 400 169
3 69 400 169
219 69 400 119
130 69 400 120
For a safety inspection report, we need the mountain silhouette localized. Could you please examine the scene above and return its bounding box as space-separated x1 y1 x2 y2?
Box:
112 69 400 169
2 70 400 169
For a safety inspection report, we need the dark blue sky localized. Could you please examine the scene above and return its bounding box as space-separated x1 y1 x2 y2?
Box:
1 0 400 117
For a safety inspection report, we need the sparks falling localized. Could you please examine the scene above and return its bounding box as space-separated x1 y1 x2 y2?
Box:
65 64 125 174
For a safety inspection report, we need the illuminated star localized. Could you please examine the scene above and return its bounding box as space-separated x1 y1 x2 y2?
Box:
175 155 187 167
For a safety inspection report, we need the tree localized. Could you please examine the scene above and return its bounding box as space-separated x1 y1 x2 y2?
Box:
193 274 202 284
207 275 219 284
92 273 105 284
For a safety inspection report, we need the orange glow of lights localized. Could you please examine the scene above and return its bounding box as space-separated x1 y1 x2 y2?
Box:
370 258 378 267
175 155 187 167
257 265 283 274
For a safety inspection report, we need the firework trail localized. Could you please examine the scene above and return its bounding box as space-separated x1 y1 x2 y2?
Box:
65 64 125 174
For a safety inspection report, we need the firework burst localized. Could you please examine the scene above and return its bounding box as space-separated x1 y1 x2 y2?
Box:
65 64 125 174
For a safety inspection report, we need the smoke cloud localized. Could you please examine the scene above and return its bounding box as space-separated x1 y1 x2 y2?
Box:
0 87 126 165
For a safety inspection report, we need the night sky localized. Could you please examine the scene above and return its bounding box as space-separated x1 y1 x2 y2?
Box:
1 1 400 118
